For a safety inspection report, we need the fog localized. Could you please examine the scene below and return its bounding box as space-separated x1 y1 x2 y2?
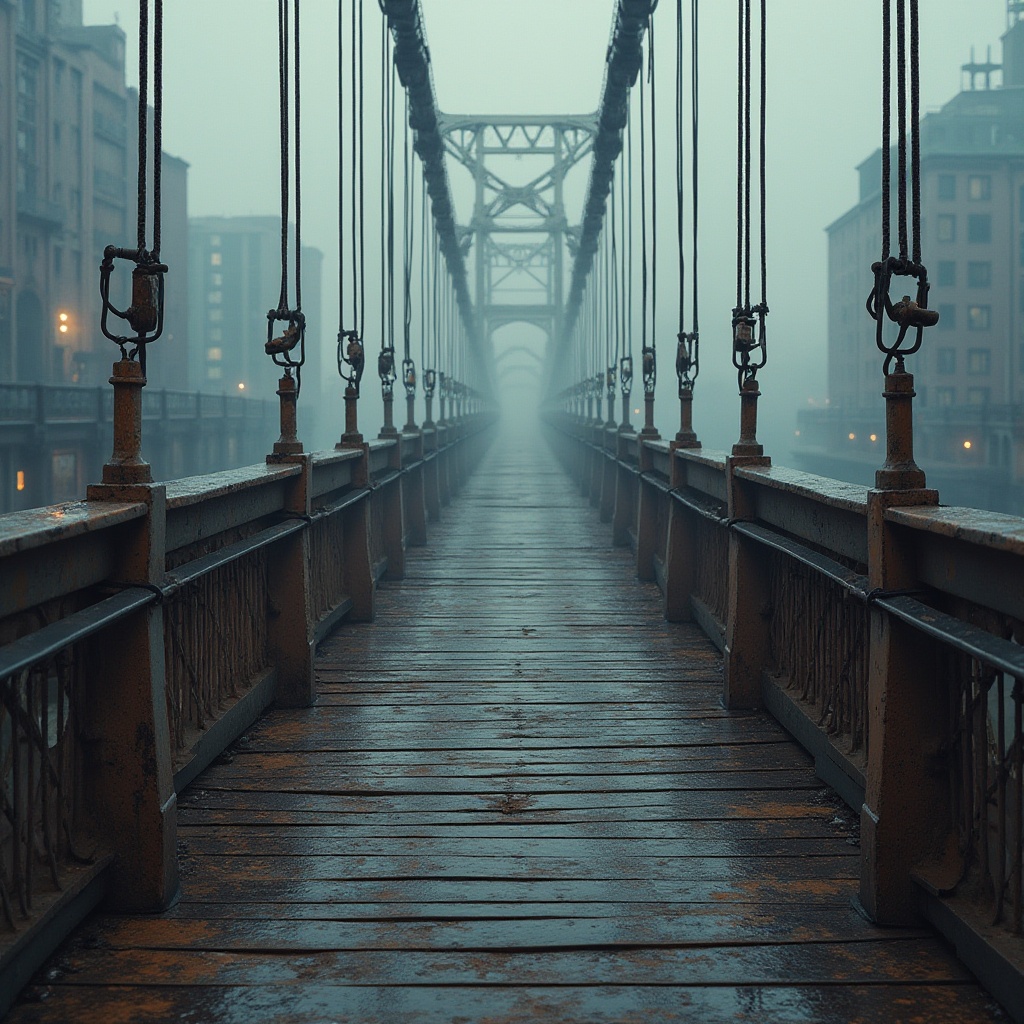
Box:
82 0 1009 457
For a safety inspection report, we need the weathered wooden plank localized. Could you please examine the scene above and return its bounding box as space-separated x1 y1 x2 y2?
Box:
11 982 1003 1024
7 427 1004 1024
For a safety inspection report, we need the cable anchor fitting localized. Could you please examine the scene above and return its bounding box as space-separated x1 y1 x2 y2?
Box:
866 257 938 375
99 246 169 370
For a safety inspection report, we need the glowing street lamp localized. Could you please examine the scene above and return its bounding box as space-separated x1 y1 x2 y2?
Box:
57 311 70 335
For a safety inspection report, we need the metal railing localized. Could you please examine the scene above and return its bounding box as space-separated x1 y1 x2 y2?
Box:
550 411 1024 1018
0 411 494 1015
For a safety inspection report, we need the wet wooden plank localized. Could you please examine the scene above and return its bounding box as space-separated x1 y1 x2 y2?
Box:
8 427 1004 1023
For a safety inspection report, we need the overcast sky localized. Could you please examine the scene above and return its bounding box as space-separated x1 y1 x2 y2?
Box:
82 0 1011 453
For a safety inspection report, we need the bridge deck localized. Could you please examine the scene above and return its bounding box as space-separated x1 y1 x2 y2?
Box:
10 427 1003 1022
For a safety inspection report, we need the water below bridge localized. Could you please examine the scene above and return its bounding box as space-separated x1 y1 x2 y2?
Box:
8 423 1006 1022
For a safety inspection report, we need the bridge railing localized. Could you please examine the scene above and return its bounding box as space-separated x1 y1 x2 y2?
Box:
0 404 493 1014
550 412 1023 1016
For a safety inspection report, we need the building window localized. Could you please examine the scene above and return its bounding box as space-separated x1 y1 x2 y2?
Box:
937 303 955 330
967 306 991 332
210 252 222 267
208 309 223 323
937 261 955 287
937 215 956 243
935 387 955 407
207 291 222 304
968 175 991 201
210 273 223 287
937 348 956 374
967 387 990 405
207 366 223 381
938 175 956 201
967 261 992 287
207 347 223 362
209 328 223 342
967 348 991 374
968 214 992 243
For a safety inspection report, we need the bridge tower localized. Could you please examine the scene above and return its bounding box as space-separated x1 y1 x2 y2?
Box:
439 115 596 365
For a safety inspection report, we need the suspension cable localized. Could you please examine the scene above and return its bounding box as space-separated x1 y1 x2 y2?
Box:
731 0 767 391
868 0 936 374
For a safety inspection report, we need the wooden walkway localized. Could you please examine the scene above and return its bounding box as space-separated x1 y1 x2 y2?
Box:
9 425 1006 1022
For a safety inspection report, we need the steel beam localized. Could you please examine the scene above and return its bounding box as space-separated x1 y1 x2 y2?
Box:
557 0 656 385
380 0 489 391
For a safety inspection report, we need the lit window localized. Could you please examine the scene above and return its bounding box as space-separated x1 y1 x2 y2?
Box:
967 307 991 332
207 347 223 361
210 252 222 266
968 175 991 201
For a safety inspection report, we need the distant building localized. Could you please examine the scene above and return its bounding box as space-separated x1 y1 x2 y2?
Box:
188 216 323 441
797 4 1024 514
0 0 130 386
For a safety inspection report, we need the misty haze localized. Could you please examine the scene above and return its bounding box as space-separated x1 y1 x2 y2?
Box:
0 1 1021 1022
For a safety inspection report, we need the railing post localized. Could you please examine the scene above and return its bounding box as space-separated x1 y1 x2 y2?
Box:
635 440 658 581
861 368 945 925
599 428 616 523
612 429 636 547
723 377 771 709
265 450 316 708
662 451 695 622
84 358 177 912
381 441 406 580
423 426 441 523
402 429 428 547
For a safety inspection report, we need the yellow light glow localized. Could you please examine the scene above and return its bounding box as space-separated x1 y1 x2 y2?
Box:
633 408 640 415
848 433 856 441
794 430 801 437
963 440 973 450
16 471 26 492
59 324 69 334
58 313 68 322
869 433 878 442
238 382 246 391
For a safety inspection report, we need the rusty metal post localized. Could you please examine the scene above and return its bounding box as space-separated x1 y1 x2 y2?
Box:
860 367 944 925
641 392 659 439
380 391 399 439
874 370 927 491
84 361 177 910
102 359 152 484
620 393 632 433
672 385 701 450
732 377 763 459
337 385 364 448
271 372 303 458
404 393 418 435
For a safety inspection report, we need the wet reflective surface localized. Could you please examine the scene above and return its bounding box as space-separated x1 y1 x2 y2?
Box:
9 425 1008 1022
